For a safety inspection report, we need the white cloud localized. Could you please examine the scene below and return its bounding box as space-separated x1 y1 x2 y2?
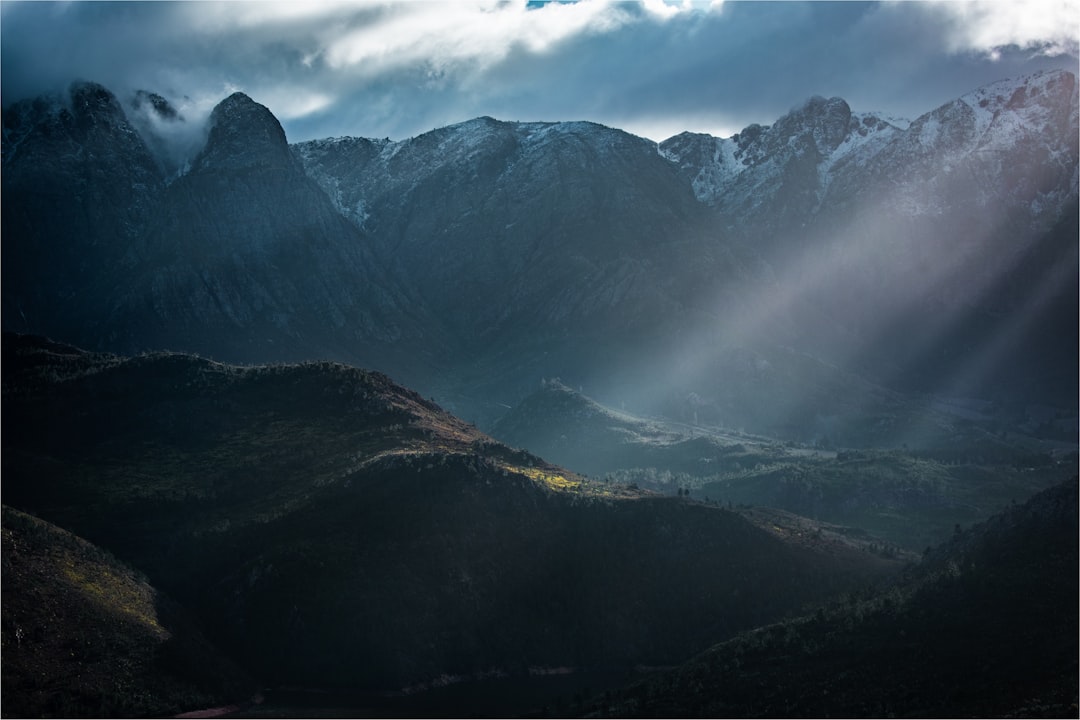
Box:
320 2 636 74
179 1 719 80
252 88 336 120
921 0 1080 58
168 1 713 125
181 0 372 31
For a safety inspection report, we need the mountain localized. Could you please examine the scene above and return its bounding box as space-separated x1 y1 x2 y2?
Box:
2 333 902 697
660 69 1079 405
660 97 905 234
106 91 439 374
1 505 255 718
2 71 1076 433
584 477 1079 718
293 117 749 418
661 71 1077 244
1 85 442 386
1 82 164 344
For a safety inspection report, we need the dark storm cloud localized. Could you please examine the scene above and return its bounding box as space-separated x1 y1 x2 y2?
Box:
2 1 1077 145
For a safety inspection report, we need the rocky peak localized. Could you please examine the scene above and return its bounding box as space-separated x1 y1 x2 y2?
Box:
193 92 297 174
658 131 720 166
768 95 852 157
60 81 157 168
69 80 127 129
2 81 159 181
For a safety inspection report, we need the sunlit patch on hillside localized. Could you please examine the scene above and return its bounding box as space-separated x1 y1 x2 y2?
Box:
511 465 581 491
60 554 167 638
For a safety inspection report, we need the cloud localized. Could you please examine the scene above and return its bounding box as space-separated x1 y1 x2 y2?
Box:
920 0 1080 59
1 1 1076 148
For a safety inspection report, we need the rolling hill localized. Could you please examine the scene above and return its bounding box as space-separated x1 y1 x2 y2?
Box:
2 333 903 705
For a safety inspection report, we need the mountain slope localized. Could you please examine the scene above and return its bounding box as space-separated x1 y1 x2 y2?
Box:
587 477 1079 718
2 333 902 694
1 505 255 718
294 117 715 340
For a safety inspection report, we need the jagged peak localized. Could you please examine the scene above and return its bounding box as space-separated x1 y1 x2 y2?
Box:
964 68 1076 104
193 91 295 173
793 94 850 116
207 92 285 138
733 122 768 148
68 80 130 129
771 95 852 154
69 79 122 109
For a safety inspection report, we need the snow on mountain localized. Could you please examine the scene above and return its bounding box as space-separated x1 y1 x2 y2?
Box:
837 69 1079 227
659 99 906 208
659 69 1076 234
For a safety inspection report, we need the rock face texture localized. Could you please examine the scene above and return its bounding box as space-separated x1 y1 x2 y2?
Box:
2 82 164 341
107 92 427 370
3 71 1077 425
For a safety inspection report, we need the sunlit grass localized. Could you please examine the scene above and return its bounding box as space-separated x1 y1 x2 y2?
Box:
59 552 167 637
509 465 581 491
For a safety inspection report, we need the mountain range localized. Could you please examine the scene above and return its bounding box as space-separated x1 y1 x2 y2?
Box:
4 69 1077 435
2 68 1077 717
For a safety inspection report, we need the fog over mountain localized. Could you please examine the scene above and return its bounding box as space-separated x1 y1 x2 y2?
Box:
2 62 1077 718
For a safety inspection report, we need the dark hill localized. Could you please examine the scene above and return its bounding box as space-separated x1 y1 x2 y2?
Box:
586 477 1080 718
2 333 902 695
1 505 255 718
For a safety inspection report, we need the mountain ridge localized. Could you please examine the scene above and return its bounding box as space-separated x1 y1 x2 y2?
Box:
1 332 904 696
3 70 1076 430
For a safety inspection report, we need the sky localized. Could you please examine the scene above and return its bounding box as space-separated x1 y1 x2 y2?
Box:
1 1 1078 143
